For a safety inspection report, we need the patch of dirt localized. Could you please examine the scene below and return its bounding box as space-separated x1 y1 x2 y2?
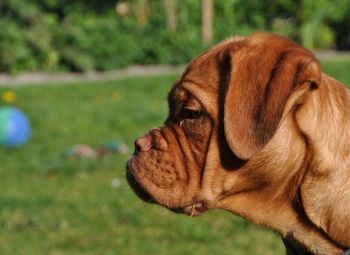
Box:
0 65 185 87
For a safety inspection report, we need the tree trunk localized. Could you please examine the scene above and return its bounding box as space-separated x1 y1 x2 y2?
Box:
202 0 213 45
136 0 150 27
164 0 177 32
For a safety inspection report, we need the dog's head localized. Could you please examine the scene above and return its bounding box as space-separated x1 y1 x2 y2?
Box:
126 33 321 216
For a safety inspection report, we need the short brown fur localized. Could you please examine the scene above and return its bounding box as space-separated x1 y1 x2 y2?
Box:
127 33 350 255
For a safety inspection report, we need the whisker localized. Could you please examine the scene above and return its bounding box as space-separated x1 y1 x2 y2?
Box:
190 204 196 217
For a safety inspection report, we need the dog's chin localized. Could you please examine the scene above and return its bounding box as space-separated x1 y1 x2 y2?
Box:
126 163 155 204
170 202 208 217
126 161 208 217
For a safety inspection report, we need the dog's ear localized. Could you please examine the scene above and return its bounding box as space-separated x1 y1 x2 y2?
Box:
223 34 321 160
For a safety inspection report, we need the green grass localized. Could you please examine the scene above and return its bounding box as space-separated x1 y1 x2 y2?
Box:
0 59 349 255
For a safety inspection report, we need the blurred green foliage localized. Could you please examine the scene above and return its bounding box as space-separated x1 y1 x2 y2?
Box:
0 0 350 73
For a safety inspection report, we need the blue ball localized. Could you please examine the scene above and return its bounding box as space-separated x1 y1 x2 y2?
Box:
0 107 31 147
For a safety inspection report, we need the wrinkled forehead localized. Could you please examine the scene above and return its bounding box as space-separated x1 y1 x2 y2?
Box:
167 70 218 117
168 37 245 115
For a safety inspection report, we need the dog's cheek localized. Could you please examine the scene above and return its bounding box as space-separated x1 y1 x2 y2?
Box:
150 152 177 189
185 117 212 144
187 119 213 165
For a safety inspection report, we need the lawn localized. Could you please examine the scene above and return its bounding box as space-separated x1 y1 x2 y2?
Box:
0 59 350 255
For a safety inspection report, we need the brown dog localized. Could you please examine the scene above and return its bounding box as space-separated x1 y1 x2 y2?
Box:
126 33 350 255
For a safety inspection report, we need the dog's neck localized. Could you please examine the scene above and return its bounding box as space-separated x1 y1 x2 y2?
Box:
216 75 350 254
293 73 350 252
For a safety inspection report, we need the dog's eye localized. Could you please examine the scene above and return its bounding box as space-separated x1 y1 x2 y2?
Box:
181 108 202 120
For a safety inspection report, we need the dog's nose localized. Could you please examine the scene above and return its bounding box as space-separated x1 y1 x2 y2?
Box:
134 136 152 153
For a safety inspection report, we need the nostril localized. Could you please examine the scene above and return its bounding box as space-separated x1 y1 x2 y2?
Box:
134 136 152 153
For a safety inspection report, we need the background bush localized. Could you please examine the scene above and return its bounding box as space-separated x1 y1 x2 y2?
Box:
1 0 350 73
